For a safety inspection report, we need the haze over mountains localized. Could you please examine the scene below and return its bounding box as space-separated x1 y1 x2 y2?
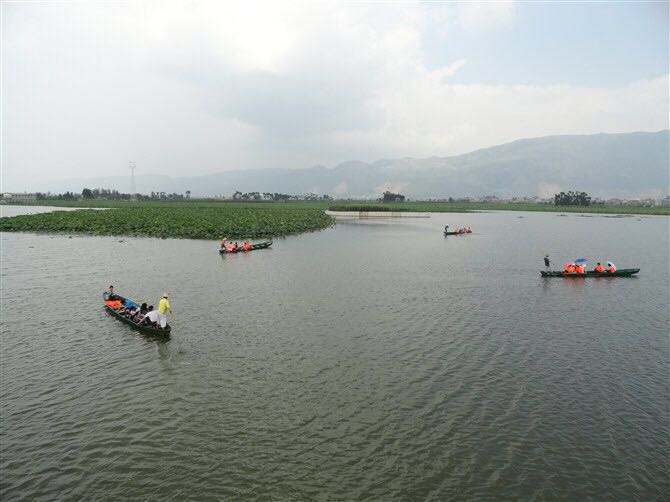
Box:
35 130 669 199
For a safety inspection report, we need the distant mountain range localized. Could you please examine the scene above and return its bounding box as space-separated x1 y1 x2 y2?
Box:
36 130 669 199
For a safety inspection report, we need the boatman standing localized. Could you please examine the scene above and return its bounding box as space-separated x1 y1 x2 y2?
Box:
544 255 551 270
158 293 172 329
105 285 119 300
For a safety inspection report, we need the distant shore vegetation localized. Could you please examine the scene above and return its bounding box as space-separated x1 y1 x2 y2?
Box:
1 189 668 240
328 202 669 215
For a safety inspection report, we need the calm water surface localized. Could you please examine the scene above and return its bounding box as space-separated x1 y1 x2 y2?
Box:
1 210 668 500
0 205 99 217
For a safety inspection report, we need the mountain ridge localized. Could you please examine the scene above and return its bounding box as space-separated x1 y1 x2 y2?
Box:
30 130 670 199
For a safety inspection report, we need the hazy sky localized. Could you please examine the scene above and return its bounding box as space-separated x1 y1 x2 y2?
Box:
2 1 668 190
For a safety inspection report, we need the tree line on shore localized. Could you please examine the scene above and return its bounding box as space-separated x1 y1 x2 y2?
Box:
28 188 336 202
378 190 594 207
553 191 592 206
81 188 190 201
12 188 657 209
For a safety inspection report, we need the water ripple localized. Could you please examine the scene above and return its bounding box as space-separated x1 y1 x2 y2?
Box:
1 212 668 500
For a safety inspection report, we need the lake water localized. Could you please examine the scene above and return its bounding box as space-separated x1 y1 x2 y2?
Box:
1 210 668 500
0 205 96 217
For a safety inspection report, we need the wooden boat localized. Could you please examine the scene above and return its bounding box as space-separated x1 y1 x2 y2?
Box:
219 240 272 254
540 268 640 278
103 294 171 336
444 231 471 236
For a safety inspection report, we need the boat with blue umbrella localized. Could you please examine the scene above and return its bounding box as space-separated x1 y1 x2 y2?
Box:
541 268 640 278
541 257 639 277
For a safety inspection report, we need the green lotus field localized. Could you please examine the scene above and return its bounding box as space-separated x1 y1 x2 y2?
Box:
0 203 334 239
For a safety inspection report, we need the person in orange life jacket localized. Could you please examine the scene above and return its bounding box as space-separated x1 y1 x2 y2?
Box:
574 263 585 274
105 298 122 309
594 262 605 273
606 261 617 273
563 262 575 274
242 241 252 252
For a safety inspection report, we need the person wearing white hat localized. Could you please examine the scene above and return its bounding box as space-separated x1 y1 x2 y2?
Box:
157 293 172 328
606 261 617 273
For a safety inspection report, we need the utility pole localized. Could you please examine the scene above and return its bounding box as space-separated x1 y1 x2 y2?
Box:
130 161 136 196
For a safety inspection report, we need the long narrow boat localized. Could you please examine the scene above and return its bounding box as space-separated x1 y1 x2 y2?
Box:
444 231 471 236
103 295 171 336
540 268 640 278
219 240 273 254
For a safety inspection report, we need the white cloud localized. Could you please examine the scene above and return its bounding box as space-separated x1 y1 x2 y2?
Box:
353 75 670 159
437 59 468 79
456 1 517 33
2 0 667 190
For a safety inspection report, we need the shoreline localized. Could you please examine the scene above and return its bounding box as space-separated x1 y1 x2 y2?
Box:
0 201 666 241
4 199 668 216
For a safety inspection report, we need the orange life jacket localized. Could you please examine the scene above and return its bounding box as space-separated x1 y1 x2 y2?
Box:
574 265 585 274
106 300 122 309
594 265 605 273
607 265 616 273
243 242 252 251
563 263 574 273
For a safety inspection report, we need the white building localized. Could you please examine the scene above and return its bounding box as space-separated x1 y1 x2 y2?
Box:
1 192 38 202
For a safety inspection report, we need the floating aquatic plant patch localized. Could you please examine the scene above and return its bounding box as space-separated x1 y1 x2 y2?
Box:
0 205 334 239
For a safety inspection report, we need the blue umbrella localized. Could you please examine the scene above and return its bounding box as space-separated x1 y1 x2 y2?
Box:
574 258 588 263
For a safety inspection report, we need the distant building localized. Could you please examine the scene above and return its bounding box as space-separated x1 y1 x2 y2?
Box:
1 192 38 202
660 196 670 207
